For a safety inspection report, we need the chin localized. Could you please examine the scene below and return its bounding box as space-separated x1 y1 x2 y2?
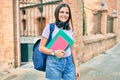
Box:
61 20 67 23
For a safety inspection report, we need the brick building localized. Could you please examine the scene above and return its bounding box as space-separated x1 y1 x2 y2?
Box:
0 0 119 71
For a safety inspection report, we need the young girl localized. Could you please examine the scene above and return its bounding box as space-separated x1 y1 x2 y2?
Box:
39 3 80 80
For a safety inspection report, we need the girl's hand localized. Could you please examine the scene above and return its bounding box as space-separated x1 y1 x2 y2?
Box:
54 50 65 58
75 69 80 80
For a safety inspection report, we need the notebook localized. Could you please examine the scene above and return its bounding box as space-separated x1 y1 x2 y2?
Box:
47 29 74 51
50 35 69 50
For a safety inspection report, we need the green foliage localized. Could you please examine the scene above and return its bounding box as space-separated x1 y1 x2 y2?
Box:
82 0 86 36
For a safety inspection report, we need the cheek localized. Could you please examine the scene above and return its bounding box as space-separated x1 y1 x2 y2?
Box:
58 14 63 20
58 13 60 17
59 14 62 18
66 15 69 18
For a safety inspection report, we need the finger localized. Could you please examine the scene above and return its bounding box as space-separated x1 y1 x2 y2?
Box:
61 51 65 54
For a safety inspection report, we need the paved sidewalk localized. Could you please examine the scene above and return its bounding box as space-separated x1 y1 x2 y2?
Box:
0 43 120 80
0 63 46 80
79 43 120 80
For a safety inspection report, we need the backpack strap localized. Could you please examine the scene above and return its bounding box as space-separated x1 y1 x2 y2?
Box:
50 23 55 33
47 23 55 44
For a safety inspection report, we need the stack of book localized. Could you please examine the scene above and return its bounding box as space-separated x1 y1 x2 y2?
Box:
46 29 74 51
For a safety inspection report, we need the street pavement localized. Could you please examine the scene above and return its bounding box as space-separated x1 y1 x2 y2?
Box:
0 63 46 80
79 42 120 80
0 43 120 80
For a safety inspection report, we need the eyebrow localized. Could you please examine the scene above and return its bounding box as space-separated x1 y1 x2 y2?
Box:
59 11 69 13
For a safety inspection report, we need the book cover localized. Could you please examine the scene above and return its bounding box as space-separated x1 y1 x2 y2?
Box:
47 29 74 50
50 35 69 50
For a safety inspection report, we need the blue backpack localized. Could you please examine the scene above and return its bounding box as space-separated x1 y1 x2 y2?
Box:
32 23 54 71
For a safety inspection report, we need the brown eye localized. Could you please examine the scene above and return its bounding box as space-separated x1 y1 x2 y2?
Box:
66 12 69 14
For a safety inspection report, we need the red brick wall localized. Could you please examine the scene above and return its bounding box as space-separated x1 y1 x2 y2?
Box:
82 34 116 62
0 0 15 71
79 0 117 62
84 0 117 35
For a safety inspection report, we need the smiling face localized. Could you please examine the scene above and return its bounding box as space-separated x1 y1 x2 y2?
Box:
58 7 69 23
54 3 72 30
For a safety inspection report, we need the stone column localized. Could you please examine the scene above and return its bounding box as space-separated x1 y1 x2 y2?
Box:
63 0 83 58
100 9 108 35
13 0 21 68
112 15 117 34
117 0 120 42
61 0 83 65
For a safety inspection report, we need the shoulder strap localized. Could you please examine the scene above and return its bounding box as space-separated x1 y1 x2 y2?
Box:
50 23 55 33
47 23 55 44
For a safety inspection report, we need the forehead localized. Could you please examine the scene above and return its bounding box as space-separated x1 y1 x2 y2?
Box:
59 7 69 11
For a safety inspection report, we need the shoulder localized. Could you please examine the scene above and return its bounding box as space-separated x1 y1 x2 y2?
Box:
43 24 51 31
45 23 55 28
67 28 74 33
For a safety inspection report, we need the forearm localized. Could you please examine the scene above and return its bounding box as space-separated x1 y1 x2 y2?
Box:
39 46 52 55
39 43 65 58
72 47 80 79
72 53 78 69
72 46 78 69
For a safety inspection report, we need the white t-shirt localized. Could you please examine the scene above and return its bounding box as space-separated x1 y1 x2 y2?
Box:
42 24 74 57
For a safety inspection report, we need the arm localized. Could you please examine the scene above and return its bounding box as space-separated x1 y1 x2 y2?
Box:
72 44 78 71
72 44 80 79
39 36 52 55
